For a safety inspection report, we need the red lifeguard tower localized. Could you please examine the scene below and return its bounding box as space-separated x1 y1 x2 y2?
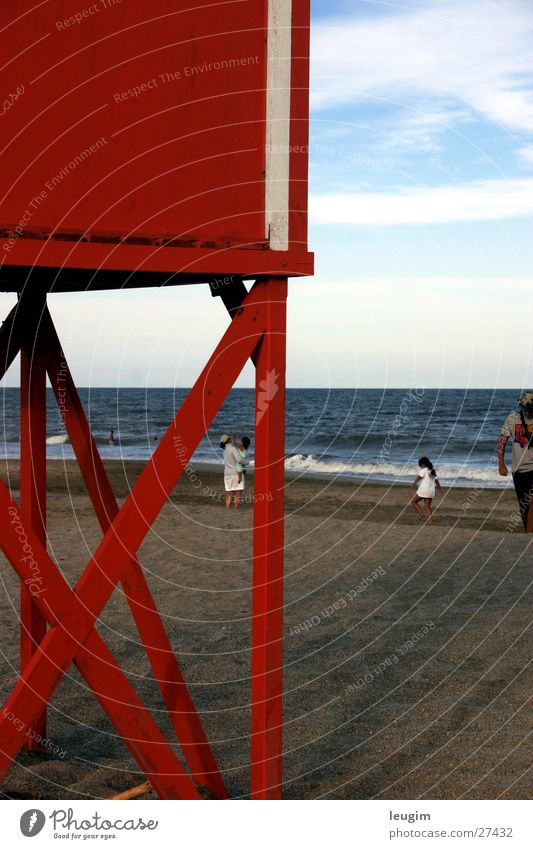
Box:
0 1 312 799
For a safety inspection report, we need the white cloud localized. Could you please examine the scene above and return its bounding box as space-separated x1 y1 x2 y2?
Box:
311 0 533 138
379 107 473 151
517 145 533 166
310 177 533 225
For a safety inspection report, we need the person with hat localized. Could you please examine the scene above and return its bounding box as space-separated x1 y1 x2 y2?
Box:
220 433 245 509
498 392 533 532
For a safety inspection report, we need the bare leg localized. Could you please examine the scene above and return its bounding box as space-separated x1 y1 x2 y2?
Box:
233 491 241 509
411 494 424 519
424 498 433 524
226 491 232 509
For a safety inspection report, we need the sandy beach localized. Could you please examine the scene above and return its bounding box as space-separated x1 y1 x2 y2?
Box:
0 460 531 800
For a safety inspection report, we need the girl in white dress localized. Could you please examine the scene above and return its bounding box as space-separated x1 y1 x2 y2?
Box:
411 456 441 524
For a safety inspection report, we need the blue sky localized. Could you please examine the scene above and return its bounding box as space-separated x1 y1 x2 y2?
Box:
300 0 533 388
2 0 532 388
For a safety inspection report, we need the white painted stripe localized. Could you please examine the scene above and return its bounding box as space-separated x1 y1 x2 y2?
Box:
265 0 292 252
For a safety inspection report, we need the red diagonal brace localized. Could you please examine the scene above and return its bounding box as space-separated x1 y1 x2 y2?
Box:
0 485 201 799
41 306 228 798
0 281 267 792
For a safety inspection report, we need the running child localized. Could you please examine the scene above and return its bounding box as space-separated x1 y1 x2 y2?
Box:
411 456 441 524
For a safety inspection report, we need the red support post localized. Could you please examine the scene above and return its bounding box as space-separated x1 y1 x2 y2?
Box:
19 292 47 750
250 277 288 799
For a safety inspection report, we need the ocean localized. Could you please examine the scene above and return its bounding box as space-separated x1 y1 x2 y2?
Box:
0 387 520 489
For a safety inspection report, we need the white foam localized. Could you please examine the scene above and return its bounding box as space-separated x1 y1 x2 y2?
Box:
283 454 504 485
45 434 69 445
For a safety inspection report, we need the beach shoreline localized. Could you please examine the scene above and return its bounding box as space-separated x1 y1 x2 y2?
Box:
0 459 521 533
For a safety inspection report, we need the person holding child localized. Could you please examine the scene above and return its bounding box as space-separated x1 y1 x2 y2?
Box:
220 433 252 509
220 434 244 509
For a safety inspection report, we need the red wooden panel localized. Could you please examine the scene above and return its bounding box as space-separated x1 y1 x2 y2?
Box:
0 1 268 247
0 238 314 283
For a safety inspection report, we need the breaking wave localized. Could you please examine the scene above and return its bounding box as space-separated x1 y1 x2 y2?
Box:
284 454 505 487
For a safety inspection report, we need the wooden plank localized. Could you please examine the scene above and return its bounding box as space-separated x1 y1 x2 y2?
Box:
110 782 151 801
19 291 47 749
250 278 287 799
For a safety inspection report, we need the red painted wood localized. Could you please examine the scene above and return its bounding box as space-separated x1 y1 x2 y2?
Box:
0 0 311 254
0 239 314 288
250 278 287 799
0 283 266 793
42 308 228 798
19 294 47 750
0 1 267 246
0 1 311 799
0 484 201 799
0 1 312 286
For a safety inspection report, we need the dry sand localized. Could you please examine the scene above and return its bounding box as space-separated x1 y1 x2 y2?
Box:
0 460 531 800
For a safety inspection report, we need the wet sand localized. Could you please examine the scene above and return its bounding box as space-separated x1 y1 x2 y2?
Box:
0 460 531 800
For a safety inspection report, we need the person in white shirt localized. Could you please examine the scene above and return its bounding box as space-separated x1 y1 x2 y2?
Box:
411 456 441 524
498 391 533 532
220 433 244 509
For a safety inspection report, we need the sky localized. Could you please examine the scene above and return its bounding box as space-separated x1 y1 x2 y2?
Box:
2 0 532 388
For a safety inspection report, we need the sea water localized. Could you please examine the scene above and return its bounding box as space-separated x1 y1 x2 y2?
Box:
0 387 520 489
